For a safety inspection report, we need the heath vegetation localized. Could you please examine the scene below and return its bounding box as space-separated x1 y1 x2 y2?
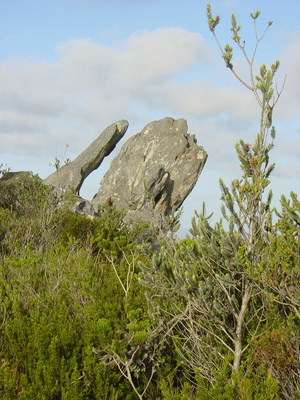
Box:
0 4 299 399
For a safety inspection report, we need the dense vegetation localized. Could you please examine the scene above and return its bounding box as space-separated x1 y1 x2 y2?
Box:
0 5 299 400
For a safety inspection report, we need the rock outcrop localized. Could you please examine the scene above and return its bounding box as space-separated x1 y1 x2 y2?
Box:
43 117 207 224
45 120 129 193
92 117 207 222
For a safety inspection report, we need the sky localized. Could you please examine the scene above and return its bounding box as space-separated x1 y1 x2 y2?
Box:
1 0 299 235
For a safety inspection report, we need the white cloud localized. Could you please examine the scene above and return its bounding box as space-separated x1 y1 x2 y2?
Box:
0 26 298 185
0 28 211 156
0 59 68 116
276 34 300 119
118 28 211 86
155 79 259 121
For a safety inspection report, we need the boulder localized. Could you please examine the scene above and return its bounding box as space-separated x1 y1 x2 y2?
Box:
70 197 99 219
92 117 207 222
45 120 129 194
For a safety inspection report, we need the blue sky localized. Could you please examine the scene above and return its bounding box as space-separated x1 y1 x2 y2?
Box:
1 0 299 234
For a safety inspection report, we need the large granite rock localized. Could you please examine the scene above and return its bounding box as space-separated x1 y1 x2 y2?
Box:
92 117 207 222
43 117 207 225
45 120 129 194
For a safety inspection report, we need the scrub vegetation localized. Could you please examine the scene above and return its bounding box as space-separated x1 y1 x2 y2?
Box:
0 5 299 399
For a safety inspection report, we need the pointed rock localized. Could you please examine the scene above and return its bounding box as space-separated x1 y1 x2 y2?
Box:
45 120 129 193
92 117 207 222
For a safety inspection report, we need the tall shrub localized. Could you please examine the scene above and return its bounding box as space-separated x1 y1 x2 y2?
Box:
139 5 299 399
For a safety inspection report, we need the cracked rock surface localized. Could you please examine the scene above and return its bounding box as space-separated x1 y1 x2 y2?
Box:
92 117 207 222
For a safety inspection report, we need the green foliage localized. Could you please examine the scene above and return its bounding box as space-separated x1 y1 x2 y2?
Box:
0 172 73 256
0 171 160 399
